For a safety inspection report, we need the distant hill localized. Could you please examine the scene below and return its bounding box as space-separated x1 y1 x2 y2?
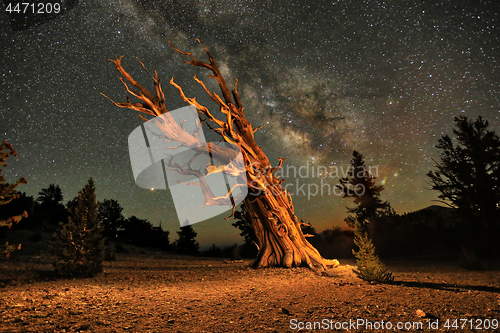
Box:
411 205 455 216
397 205 456 227
368 205 460 258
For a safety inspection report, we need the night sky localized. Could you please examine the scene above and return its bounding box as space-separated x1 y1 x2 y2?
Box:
1 0 499 248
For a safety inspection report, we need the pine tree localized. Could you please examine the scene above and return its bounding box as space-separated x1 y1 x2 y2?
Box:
175 225 199 256
98 199 125 241
119 216 155 247
36 184 68 231
427 116 500 227
352 226 394 284
0 141 28 257
427 116 500 257
337 150 395 232
232 202 257 247
52 178 104 277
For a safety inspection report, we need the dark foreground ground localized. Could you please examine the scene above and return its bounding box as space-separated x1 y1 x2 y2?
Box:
0 248 499 333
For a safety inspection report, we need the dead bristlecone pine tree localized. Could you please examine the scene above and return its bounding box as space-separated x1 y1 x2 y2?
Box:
102 40 339 272
352 226 393 284
0 141 28 257
52 178 104 277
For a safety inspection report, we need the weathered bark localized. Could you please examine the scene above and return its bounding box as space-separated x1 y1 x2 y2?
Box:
103 40 339 271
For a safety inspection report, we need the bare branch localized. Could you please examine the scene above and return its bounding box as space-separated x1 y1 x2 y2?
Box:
253 124 265 133
271 157 286 174
169 39 234 107
224 204 238 220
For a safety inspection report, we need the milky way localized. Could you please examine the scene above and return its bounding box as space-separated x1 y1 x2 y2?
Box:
1 0 498 247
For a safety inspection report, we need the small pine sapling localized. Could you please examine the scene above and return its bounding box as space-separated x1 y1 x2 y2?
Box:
52 178 105 277
352 227 394 284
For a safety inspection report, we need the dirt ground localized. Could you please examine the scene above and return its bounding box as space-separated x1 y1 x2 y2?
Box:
0 249 499 333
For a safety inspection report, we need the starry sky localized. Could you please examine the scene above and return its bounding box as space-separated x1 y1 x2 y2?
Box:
1 0 499 248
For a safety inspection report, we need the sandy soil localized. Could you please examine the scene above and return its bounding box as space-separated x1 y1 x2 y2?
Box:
0 250 499 333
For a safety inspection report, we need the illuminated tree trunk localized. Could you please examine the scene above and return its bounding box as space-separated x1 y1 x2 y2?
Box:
103 40 339 271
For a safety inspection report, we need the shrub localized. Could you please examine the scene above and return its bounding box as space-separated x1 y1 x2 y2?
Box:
352 227 394 284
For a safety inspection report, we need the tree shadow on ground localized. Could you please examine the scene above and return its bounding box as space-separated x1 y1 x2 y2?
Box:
396 280 500 293
0 267 59 287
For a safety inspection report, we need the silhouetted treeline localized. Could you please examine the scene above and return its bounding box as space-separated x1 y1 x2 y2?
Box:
200 242 254 259
0 184 237 257
369 205 459 258
173 225 199 256
118 216 171 251
306 226 355 259
303 205 481 260
0 185 172 253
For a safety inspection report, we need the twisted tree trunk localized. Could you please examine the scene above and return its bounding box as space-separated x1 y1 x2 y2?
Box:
103 40 339 271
